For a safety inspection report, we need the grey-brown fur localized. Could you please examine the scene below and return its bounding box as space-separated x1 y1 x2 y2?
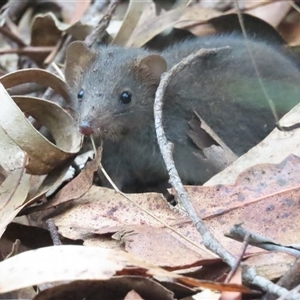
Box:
65 35 300 192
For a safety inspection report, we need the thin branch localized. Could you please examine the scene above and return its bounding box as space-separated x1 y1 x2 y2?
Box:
46 219 62 246
227 224 300 257
225 233 250 283
153 46 236 266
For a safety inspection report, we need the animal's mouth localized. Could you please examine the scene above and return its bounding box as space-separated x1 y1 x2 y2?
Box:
78 116 126 140
79 120 94 135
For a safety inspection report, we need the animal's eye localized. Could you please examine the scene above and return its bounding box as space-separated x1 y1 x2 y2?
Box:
78 89 84 100
119 91 132 104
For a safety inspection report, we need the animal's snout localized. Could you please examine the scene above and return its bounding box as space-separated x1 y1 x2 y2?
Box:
79 120 94 135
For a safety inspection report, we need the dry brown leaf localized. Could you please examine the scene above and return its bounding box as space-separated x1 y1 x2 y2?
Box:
0 245 172 294
112 226 215 269
220 267 242 300
0 68 83 213
1 68 70 100
41 148 102 208
50 153 300 277
51 0 91 24
52 187 174 240
50 186 216 266
32 12 70 34
0 164 30 238
174 6 221 30
206 103 300 186
246 1 291 28
183 154 300 262
246 252 295 280
278 11 300 45
113 0 148 46
127 3 186 47
30 13 62 64
30 11 93 44
0 245 252 295
0 116 26 173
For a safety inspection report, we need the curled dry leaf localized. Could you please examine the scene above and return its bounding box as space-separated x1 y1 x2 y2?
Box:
1 68 70 101
34 11 93 42
32 12 72 36
0 245 252 295
0 117 26 174
30 13 63 64
0 68 82 175
0 68 82 231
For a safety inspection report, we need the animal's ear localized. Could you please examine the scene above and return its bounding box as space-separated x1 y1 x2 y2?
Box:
65 41 97 87
137 54 167 85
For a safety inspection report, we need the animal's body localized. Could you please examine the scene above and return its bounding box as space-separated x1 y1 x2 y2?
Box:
65 35 300 192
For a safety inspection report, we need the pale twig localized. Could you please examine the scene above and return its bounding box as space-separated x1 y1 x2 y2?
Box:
227 224 300 257
153 46 236 266
225 233 250 283
46 218 62 246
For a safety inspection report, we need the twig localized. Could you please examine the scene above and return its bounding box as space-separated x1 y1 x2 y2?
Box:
243 266 300 300
227 224 300 257
0 46 54 55
46 219 62 246
153 46 235 266
277 284 300 300
5 239 21 259
263 256 300 300
225 233 250 283
85 1 119 48
0 25 26 47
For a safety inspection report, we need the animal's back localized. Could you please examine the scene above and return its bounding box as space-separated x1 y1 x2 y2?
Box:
160 36 300 156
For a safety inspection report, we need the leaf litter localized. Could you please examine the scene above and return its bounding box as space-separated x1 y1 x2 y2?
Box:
0 0 300 299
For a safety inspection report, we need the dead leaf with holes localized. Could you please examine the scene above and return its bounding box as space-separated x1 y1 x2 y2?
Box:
47 186 217 269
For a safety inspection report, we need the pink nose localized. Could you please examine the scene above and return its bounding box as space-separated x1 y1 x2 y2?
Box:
79 121 94 135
